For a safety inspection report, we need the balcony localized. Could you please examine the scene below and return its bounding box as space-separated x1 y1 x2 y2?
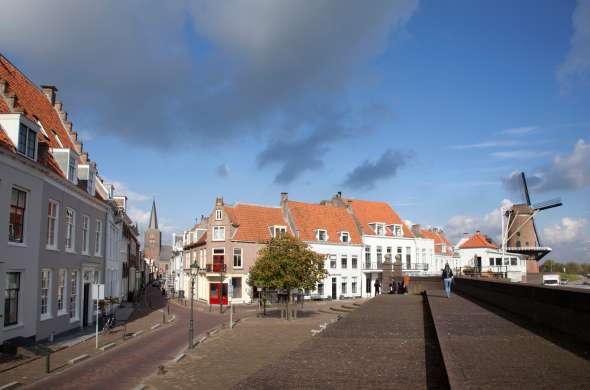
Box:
362 261 384 271
402 263 429 271
205 263 227 273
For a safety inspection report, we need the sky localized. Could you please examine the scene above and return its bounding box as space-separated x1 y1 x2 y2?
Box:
1 0 589 261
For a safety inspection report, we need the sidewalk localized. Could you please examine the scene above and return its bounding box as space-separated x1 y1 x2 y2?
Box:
427 291 590 389
143 299 359 389
0 286 176 388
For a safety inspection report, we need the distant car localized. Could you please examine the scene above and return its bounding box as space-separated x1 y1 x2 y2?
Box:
543 274 560 286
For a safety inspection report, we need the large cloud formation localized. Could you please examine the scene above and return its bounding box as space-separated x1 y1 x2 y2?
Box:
557 0 590 93
342 149 411 190
0 0 418 183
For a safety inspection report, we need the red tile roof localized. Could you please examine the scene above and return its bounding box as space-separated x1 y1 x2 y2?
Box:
420 229 454 255
0 55 74 150
224 203 290 242
286 201 362 244
345 199 414 238
457 231 498 250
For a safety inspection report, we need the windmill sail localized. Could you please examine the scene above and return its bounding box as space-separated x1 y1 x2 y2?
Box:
520 172 531 205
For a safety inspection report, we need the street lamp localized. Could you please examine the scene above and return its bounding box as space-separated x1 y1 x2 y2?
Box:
186 262 200 349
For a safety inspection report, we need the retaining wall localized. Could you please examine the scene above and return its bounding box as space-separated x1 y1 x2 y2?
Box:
453 277 590 344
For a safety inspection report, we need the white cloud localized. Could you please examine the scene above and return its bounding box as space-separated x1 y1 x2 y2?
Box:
106 179 149 203
451 140 522 150
444 199 513 244
543 217 588 245
127 206 180 245
491 150 552 159
557 0 590 93
499 126 539 135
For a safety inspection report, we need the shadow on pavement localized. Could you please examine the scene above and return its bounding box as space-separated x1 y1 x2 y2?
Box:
422 293 451 390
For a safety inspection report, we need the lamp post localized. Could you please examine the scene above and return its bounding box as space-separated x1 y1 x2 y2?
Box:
186 262 199 349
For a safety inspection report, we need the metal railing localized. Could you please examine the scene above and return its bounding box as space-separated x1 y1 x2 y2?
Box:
205 263 227 273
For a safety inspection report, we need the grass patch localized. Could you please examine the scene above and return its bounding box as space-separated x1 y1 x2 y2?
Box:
560 273 581 282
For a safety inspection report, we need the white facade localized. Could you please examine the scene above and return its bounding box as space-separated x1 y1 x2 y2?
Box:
457 248 526 282
307 242 364 300
170 233 185 295
105 209 123 302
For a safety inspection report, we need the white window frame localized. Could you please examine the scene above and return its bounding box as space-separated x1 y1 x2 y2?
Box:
215 209 223 221
65 208 76 252
329 254 337 269
233 248 243 269
390 224 403 237
271 225 287 238
316 229 328 241
17 123 37 160
81 215 90 254
46 200 59 249
212 226 225 241
57 268 67 315
40 269 52 320
375 223 385 236
95 219 103 256
341 277 348 295
69 270 79 321
341 255 347 269
352 277 358 294
340 231 349 243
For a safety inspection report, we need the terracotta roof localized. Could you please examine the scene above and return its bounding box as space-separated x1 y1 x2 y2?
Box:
224 203 289 242
457 231 498 250
0 55 74 150
287 201 362 244
420 229 454 255
0 125 15 151
345 199 414 238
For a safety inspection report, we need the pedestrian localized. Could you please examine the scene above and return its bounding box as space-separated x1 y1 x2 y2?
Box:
402 274 411 294
374 279 381 296
392 279 398 294
442 263 453 298
388 282 393 294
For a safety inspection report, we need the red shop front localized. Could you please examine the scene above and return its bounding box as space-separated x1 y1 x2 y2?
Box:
209 282 228 305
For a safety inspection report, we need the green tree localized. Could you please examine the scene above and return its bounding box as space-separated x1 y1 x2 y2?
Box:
249 235 327 319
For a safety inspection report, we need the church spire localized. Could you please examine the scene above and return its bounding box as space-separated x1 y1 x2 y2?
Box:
149 199 158 230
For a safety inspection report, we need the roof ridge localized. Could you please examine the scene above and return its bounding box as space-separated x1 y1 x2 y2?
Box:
234 202 280 208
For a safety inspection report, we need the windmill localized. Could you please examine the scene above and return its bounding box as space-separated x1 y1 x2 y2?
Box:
501 172 562 273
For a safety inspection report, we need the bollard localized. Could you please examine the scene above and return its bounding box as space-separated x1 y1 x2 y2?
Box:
46 348 51 373
162 309 166 324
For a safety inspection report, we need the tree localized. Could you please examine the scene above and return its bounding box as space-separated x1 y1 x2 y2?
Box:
249 235 327 319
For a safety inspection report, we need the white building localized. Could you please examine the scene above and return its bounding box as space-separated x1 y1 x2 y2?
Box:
456 231 526 282
282 197 364 300
170 232 185 296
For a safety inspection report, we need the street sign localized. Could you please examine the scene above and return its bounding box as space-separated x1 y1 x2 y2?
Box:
92 284 105 301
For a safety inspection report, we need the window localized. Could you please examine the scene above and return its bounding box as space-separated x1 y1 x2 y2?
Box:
341 255 347 269
69 270 79 320
386 247 392 261
489 258 494 266
352 277 358 294
329 255 337 269
271 225 287 238
495 258 502 266
65 208 75 251
47 200 58 248
41 269 51 319
68 155 76 182
57 269 66 314
231 277 242 298
17 123 36 160
406 247 411 269
9 188 27 243
511 257 518 266
81 215 90 254
233 248 242 268
392 225 403 237
316 229 327 241
340 231 349 243
317 283 324 296
397 247 402 254
213 226 225 241
376 246 383 265
375 223 385 236
95 220 103 256
352 255 358 269
215 209 223 221
4 272 21 326
341 278 347 295
365 246 371 267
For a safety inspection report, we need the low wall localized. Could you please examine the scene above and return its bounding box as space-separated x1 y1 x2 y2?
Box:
454 277 590 344
407 276 442 295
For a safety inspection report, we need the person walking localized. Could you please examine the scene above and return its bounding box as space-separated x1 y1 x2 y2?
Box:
374 279 381 296
402 274 411 294
442 263 454 298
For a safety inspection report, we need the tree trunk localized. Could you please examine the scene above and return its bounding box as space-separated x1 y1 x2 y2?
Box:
286 287 290 320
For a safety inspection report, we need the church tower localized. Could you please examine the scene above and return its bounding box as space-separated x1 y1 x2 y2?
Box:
144 199 161 262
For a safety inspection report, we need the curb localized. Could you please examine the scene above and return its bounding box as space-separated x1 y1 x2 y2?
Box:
169 315 176 322
132 330 144 337
68 354 89 365
424 293 454 389
173 353 185 363
132 384 147 390
100 342 117 351
0 382 21 390
150 323 161 330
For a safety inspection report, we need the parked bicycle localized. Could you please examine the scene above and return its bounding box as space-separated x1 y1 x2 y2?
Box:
102 313 116 334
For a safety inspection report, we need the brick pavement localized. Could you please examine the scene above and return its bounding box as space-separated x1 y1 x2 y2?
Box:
144 300 357 390
235 295 448 389
427 291 590 389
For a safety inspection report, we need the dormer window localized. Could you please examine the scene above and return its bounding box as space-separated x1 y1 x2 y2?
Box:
340 231 350 243
390 224 403 237
316 229 328 241
375 223 385 236
17 123 37 160
215 209 223 221
271 225 287 238
68 155 76 182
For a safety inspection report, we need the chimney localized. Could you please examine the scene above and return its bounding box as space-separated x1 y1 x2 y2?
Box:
280 192 288 205
476 230 481 235
6 93 18 111
54 101 63 111
215 196 224 206
0 80 8 94
40 85 58 105
337 191 342 198
411 224 421 235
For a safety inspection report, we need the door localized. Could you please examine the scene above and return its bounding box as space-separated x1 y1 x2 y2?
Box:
213 254 224 272
83 283 90 327
366 275 372 294
209 282 228 305
331 277 337 299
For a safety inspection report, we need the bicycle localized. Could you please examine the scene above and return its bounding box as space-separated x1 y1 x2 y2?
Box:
101 314 116 334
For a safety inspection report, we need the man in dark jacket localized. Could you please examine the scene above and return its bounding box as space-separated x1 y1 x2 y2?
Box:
442 264 453 298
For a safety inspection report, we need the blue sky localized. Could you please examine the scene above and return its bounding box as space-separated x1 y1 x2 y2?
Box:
1 0 589 261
